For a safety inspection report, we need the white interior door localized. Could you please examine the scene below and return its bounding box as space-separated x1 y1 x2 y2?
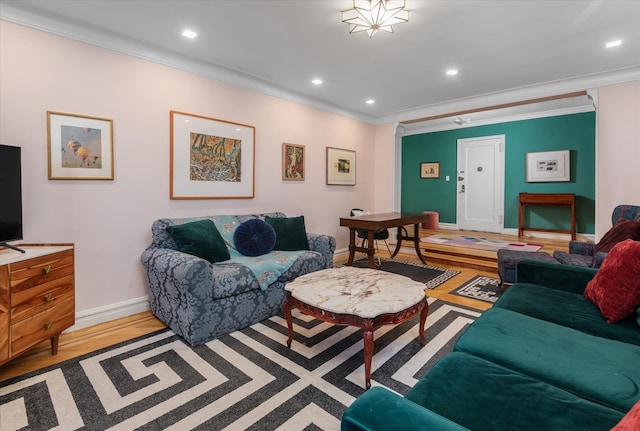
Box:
456 135 505 233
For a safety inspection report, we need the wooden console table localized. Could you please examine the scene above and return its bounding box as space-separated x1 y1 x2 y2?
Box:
518 193 576 239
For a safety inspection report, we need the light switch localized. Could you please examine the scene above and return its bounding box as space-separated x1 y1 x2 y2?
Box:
445 176 450 181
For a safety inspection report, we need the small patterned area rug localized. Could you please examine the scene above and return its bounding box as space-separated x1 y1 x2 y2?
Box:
451 275 504 303
421 234 543 252
338 257 460 289
0 300 480 431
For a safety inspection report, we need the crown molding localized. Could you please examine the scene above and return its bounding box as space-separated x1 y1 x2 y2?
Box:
0 5 376 124
378 67 640 126
401 103 596 136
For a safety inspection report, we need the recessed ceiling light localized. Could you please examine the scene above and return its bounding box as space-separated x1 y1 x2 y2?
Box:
311 78 323 85
182 29 198 39
606 39 622 48
365 99 375 105
446 69 459 76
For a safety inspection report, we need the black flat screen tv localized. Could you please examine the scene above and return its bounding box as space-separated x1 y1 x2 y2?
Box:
0 144 24 253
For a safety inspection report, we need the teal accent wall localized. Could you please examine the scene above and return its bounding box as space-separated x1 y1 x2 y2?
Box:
401 112 596 233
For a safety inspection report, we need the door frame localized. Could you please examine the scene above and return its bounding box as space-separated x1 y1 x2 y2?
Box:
456 135 505 233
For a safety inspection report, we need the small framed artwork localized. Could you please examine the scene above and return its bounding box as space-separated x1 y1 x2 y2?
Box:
326 147 356 185
170 111 255 199
282 143 305 181
420 162 440 179
47 111 114 180
526 150 570 182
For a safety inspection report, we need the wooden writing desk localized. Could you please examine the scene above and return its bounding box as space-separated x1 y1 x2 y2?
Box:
518 193 576 240
340 212 429 268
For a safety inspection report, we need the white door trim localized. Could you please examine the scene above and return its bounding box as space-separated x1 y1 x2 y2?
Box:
456 135 505 233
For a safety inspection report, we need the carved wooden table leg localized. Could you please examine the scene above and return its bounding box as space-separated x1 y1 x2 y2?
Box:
362 320 375 390
418 299 429 345
284 293 294 348
346 228 356 266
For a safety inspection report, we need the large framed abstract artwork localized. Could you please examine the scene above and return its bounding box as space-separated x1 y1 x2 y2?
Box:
170 111 255 199
326 147 356 185
47 111 114 180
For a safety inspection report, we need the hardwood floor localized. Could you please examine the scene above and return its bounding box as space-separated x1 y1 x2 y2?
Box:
0 228 571 382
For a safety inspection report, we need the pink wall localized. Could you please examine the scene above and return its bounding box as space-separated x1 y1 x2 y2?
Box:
0 21 379 324
2 19 638 325
596 81 640 239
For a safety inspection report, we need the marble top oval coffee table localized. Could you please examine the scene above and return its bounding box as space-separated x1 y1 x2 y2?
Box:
283 266 429 389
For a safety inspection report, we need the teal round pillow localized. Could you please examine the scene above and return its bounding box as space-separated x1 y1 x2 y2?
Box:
233 218 277 257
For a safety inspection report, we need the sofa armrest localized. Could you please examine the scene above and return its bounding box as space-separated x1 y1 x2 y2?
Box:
141 246 215 302
341 387 470 431
515 260 598 294
568 240 595 256
307 233 336 269
592 251 607 269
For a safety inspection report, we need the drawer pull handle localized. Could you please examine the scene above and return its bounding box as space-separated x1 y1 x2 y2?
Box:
43 265 52 274
45 321 53 330
44 293 53 302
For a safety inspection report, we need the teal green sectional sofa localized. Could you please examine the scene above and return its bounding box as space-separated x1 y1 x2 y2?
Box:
342 260 640 431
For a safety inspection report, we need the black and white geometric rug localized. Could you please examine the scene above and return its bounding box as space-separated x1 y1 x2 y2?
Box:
339 257 460 289
450 275 504 303
0 299 480 431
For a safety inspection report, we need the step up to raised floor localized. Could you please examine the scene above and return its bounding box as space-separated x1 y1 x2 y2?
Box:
421 243 498 273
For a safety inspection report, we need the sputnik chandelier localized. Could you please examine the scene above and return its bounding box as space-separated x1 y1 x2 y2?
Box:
341 0 409 38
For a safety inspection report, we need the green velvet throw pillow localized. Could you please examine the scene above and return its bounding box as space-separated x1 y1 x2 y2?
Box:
166 219 230 263
265 215 310 251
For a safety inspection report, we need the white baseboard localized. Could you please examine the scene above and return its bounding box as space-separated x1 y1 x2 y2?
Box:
429 224 594 242
334 248 350 260
436 223 458 230
69 296 150 332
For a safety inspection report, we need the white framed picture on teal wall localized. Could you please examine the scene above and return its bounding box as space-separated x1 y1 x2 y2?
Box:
526 150 570 182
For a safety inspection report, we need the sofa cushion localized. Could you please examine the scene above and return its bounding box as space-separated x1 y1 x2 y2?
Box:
584 239 640 323
552 251 592 267
265 215 310 251
454 307 640 412
494 282 640 345
233 218 276 257
343 387 471 431
165 219 230 263
406 352 624 431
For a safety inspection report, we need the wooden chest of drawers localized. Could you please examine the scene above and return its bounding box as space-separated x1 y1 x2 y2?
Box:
0 245 75 365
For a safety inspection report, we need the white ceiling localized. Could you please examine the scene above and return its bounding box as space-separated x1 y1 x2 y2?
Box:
2 0 639 125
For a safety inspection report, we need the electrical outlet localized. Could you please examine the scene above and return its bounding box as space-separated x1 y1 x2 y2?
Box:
445 176 450 181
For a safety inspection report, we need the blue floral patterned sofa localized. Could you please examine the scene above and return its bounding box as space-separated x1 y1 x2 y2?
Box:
141 212 336 346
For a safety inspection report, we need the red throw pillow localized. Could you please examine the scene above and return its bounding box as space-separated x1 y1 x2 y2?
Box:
611 399 640 431
584 239 640 323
